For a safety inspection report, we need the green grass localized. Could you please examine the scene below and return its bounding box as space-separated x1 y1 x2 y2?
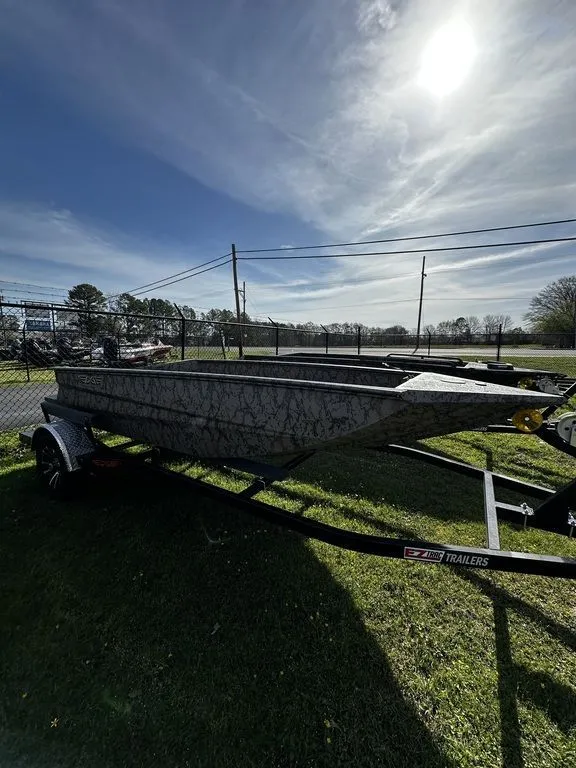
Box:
0 361 56 387
460 355 576 378
1 426 575 767
499 355 576 378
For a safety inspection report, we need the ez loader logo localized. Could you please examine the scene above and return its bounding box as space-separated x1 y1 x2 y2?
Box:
403 547 489 568
403 547 445 563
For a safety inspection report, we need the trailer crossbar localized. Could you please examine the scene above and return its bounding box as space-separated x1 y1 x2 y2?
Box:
152 465 576 579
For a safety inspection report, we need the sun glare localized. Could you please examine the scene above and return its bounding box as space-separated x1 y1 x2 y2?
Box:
418 20 476 97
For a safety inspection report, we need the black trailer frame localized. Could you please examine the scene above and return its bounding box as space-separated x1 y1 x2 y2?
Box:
27 398 576 580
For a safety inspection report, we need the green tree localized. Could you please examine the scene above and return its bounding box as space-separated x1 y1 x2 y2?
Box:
384 325 408 335
525 276 576 345
111 293 149 339
178 304 196 321
147 298 180 336
66 283 106 338
1 313 19 342
452 317 470 341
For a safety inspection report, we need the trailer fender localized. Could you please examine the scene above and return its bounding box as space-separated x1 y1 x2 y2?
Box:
32 422 96 472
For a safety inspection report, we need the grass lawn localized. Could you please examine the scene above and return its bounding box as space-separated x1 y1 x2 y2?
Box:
1 423 575 768
0 362 56 387
460 355 576 379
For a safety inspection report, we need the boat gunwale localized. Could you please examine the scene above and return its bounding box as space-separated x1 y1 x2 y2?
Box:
155 358 410 375
54 365 565 406
54 365 406 399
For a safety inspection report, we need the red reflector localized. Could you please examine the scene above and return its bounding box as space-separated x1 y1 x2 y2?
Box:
92 459 122 468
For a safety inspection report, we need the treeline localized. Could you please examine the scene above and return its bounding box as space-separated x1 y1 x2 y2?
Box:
3 275 575 349
422 314 516 339
54 284 420 341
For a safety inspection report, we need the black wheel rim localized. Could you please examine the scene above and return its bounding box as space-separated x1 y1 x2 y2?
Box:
38 443 62 490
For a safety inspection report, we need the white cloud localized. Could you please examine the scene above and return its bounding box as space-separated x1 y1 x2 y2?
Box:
1 0 576 325
0 203 231 301
8 0 576 235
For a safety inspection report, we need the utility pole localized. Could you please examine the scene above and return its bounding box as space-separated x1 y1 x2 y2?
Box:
231 243 243 357
237 280 246 323
573 292 576 350
0 293 5 345
413 255 427 353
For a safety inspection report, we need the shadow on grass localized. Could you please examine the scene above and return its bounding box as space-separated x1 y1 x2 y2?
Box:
0 464 455 768
458 570 576 768
287 447 487 525
281 476 576 768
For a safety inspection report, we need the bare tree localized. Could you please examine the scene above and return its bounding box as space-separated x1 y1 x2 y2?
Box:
525 276 576 344
464 315 482 334
482 314 512 334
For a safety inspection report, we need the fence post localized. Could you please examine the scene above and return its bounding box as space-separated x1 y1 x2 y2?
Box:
357 326 361 356
51 306 57 345
320 324 329 355
275 325 279 356
427 331 431 356
173 304 186 360
496 324 502 361
22 324 30 382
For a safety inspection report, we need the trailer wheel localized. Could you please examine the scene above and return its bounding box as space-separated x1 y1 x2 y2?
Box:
35 431 71 497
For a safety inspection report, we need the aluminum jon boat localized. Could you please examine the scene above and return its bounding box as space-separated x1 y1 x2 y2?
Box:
52 360 564 459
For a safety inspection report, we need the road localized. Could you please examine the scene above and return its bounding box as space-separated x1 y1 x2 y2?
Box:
275 346 574 358
0 383 57 430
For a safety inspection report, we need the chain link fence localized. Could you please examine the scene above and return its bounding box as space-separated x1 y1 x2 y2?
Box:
0 303 356 430
1 301 574 431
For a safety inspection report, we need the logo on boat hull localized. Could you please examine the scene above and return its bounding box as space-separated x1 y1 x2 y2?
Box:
403 547 444 563
78 375 104 387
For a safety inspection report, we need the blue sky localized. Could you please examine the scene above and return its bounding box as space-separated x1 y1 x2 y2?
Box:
1 0 576 328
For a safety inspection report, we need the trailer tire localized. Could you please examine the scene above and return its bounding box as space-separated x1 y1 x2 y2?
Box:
35 431 74 498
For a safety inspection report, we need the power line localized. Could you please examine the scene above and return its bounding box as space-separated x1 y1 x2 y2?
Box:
239 235 576 261
270 295 533 314
0 287 70 298
236 216 576 254
130 260 232 297
109 252 232 298
0 279 68 293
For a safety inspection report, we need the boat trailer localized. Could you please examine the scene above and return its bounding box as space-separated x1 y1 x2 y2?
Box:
23 397 576 580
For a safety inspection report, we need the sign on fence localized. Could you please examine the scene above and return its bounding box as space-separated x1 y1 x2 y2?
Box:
23 302 52 332
25 319 52 331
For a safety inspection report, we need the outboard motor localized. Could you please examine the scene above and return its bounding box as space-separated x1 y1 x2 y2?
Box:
102 336 119 364
56 336 72 359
